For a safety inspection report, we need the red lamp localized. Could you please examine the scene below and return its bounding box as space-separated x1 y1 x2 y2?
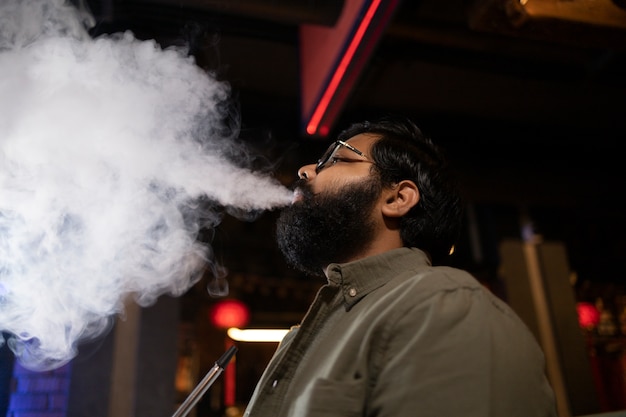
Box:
576 302 600 329
209 299 250 329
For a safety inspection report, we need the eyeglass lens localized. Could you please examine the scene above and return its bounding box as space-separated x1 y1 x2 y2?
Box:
316 141 341 173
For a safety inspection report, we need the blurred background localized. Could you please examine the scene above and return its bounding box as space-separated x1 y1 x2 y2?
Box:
1 0 625 416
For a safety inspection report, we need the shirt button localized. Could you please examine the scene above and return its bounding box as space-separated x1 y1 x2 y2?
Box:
272 379 278 389
348 288 357 297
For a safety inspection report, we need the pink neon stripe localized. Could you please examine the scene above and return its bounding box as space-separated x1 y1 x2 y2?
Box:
306 0 382 135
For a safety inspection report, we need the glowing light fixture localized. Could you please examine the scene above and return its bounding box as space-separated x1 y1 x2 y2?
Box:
227 327 289 343
305 0 381 136
300 0 400 137
209 299 250 329
576 302 600 329
519 0 626 29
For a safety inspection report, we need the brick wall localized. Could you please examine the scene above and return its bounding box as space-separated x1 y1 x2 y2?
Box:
6 363 71 417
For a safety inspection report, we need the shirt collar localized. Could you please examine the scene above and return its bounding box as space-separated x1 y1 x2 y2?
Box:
325 247 431 310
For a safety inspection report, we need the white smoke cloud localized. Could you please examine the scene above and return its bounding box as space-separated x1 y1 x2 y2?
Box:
0 0 292 370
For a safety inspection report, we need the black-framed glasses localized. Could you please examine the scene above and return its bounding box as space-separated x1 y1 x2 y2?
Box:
316 140 374 173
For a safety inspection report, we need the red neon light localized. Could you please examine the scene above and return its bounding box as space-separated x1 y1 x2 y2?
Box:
306 0 382 136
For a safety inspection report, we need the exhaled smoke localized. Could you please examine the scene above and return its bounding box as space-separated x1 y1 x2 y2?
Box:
0 0 292 371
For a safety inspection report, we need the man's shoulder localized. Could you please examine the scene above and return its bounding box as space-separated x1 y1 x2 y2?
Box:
384 264 519 318
390 263 483 294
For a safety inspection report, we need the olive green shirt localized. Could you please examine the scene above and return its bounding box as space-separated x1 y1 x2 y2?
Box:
244 247 557 417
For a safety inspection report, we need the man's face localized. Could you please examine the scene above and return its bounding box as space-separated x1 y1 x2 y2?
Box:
275 134 382 277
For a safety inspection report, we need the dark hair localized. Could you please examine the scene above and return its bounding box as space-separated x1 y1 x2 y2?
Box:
337 116 463 264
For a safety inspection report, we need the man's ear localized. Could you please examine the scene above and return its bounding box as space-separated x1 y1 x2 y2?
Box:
381 180 420 218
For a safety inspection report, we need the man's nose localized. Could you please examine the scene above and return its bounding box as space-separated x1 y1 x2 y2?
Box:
297 163 317 180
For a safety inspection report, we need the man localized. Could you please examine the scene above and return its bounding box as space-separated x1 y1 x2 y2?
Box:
244 116 557 416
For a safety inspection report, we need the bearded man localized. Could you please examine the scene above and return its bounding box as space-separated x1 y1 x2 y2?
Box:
244 116 557 417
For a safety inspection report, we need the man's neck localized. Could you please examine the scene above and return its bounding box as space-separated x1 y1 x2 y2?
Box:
323 233 404 277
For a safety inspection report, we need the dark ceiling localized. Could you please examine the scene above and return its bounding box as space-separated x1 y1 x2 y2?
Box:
82 0 626 290
84 0 625 191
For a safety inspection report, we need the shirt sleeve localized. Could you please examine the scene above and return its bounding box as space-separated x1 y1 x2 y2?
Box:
368 282 557 417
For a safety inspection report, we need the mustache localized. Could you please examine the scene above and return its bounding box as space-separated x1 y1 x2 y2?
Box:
290 179 314 197
289 178 307 191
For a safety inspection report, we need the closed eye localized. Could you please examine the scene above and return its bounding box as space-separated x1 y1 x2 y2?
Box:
330 156 362 165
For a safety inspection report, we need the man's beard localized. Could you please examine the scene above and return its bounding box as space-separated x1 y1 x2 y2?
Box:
276 176 381 277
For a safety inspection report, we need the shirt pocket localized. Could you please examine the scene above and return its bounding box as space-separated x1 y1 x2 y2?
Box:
300 377 364 417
